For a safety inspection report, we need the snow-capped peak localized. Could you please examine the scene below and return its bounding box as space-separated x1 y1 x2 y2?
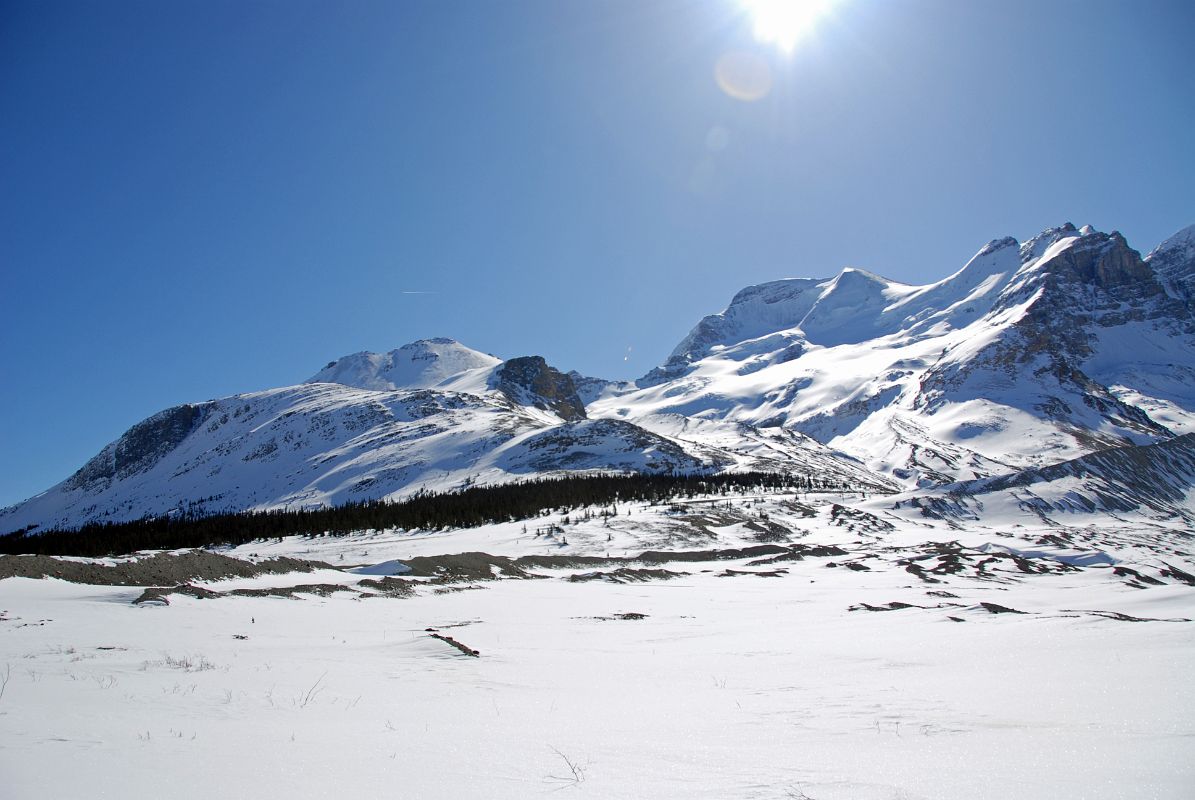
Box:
1149 223 1195 266
663 277 828 368
1146 223 1195 305
307 338 502 391
797 267 915 346
662 223 1136 369
1019 222 1082 264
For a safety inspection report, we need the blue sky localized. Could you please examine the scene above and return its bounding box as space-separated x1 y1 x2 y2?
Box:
1 0 1193 507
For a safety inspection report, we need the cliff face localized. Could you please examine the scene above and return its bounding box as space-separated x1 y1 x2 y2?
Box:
65 403 213 492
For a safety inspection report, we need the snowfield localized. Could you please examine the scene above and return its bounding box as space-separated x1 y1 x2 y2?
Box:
2 491 1192 799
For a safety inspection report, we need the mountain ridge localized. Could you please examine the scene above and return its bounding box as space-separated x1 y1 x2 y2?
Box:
593 222 1195 490
4 221 1193 534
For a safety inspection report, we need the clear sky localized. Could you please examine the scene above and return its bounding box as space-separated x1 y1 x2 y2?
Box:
2 0 1193 507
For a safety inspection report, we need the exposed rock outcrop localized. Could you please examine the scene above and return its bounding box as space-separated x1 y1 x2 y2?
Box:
495 356 587 421
65 403 212 492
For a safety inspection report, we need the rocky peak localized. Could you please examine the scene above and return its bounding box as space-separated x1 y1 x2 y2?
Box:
1038 230 1154 291
998 228 1163 316
966 226 1191 384
977 236 1018 258
494 357 587 421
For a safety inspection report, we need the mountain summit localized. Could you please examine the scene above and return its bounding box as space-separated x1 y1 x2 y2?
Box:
307 338 501 391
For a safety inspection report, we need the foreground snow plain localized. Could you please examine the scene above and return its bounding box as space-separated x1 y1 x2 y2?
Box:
2 492 1192 799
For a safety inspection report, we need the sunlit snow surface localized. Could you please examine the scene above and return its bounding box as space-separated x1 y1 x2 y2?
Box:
2 491 1192 799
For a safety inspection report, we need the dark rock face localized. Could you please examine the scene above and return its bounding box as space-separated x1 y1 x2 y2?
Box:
65 403 212 491
1001 232 1171 361
495 356 587 421
1036 232 1165 313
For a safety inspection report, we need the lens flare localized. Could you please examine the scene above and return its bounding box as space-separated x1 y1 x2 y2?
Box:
715 50 773 102
742 0 836 52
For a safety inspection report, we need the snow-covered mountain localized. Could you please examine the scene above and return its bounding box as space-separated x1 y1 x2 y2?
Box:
3 222 1193 533
597 223 1195 488
1 344 883 532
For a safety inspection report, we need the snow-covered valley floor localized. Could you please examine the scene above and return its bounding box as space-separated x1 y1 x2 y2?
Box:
2 493 1192 799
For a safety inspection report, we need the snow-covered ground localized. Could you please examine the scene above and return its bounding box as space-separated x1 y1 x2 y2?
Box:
2 492 1192 799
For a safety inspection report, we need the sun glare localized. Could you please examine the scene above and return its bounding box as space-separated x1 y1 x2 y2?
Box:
742 0 836 52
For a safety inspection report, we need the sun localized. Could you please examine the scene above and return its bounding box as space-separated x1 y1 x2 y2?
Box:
741 0 837 53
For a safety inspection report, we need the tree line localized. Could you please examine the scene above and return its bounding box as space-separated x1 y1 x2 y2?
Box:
0 471 859 557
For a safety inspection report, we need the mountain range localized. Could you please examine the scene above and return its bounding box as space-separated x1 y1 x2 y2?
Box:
5 221 1193 533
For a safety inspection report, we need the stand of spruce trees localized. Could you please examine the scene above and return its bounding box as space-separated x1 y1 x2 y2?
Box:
0 471 864 558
